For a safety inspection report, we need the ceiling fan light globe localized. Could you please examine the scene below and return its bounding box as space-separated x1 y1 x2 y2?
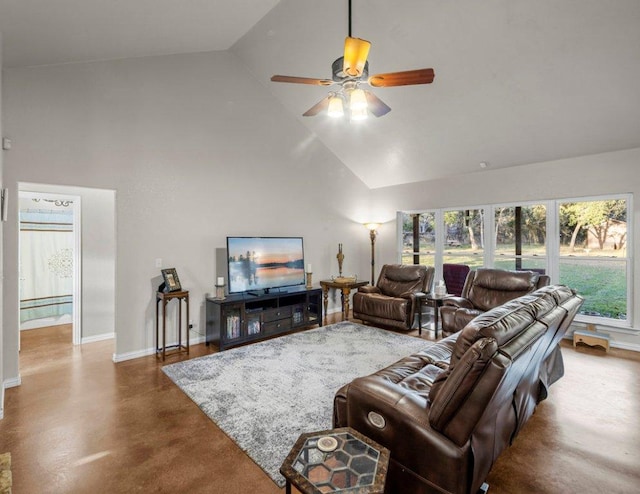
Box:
327 96 344 118
349 88 368 111
350 106 368 121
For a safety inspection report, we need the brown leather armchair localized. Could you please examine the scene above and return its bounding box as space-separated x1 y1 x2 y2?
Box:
440 268 550 337
353 264 435 331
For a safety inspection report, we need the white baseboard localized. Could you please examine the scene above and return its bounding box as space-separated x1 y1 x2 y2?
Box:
112 334 206 363
112 347 155 363
609 340 640 352
4 375 22 389
81 332 115 344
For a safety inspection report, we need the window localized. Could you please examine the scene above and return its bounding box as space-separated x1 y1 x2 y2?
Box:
400 212 435 268
398 194 633 328
494 204 547 273
558 198 629 322
443 208 485 270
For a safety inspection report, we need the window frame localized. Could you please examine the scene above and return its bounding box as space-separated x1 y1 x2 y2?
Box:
397 193 634 329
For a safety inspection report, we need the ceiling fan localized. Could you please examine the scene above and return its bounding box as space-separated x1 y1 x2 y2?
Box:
270 0 435 120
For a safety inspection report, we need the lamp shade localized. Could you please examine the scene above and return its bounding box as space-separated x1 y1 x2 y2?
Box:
343 37 371 77
349 88 368 110
327 95 344 117
365 223 381 231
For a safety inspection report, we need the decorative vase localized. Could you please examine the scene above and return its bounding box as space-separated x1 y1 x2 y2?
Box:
337 243 345 277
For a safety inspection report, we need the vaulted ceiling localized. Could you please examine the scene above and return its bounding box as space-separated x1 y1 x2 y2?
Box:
2 0 640 188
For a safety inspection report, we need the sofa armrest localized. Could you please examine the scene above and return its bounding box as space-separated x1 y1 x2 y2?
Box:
398 290 423 300
341 377 472 493
442 296 474 309
358 285 381 294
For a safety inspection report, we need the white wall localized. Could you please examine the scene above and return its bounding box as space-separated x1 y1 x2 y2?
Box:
2 50 372 378
371 148 640 349
0 30 5 419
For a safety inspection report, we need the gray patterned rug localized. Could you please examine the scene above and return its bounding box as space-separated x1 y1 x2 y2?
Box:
162 321 430 487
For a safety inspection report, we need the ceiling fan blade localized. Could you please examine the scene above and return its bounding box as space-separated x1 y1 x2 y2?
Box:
343 37 371 77
271 75 335 86
364 91 391 117
368 68 435 87
303 96 331 117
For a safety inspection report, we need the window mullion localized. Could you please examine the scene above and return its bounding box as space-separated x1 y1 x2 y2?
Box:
485 205 495 268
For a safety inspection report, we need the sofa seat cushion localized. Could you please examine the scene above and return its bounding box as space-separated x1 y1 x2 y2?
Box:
353 292 408 322
444 307 482 333
373 337 456 398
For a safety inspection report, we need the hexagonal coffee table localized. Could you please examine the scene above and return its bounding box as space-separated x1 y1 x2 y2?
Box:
280 427 390 494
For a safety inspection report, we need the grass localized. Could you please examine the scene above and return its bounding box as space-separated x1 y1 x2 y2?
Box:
401 246 627 320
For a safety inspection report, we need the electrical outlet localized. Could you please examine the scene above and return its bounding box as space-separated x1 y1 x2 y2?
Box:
155 258 162 268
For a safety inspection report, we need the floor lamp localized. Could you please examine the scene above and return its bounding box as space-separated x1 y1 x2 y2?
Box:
365 223 380 284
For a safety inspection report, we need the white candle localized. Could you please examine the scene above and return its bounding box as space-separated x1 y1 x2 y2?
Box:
217 276 224 286
307 263 312 273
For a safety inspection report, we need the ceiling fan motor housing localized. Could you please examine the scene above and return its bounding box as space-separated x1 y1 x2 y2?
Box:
332 57 369 81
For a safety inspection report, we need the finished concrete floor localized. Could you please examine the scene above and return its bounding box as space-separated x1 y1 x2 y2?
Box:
1 318 639 493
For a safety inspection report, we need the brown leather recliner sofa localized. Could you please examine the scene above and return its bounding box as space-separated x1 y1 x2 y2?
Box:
353 264 435 331
440 268 550 337
334 285 583 494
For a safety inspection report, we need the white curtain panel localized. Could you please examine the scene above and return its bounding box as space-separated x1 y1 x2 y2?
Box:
19 209 74 323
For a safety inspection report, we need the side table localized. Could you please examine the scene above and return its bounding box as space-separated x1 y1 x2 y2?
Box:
416 292 446 339
156 290 190 360
319 279 369 323
280 427 389 494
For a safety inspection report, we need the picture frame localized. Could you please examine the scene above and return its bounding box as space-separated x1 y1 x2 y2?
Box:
161 268 182 293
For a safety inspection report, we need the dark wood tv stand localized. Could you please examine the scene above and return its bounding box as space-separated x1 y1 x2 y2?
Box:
205 286 323 350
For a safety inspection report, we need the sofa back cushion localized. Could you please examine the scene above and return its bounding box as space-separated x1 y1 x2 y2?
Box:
377 264 429 298
465 269 541 312
449 301 536 367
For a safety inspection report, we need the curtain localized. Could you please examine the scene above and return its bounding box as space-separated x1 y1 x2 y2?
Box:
19 209 74 324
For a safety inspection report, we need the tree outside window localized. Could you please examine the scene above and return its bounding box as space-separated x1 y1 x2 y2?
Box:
559 199 628 320
443 209 484 269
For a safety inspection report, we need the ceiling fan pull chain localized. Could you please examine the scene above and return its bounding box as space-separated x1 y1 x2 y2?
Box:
348 0 352 37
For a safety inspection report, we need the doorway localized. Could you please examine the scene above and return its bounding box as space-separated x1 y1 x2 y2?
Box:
18 183 116 351
18 190 82 344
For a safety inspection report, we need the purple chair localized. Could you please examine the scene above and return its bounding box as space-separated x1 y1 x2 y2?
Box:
442 263 470 297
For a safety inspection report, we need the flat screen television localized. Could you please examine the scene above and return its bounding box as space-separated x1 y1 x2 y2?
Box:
226 236 305 294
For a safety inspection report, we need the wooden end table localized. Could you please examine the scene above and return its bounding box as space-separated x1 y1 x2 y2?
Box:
280 427 390 494
155 290 190 360
319 279 369 323
416 292 446 339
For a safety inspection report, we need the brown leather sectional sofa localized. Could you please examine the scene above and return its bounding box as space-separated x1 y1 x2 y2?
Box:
334 285 583 494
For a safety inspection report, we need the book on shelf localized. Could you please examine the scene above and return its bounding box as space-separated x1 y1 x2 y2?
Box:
247 318 261 335
226 315 241 339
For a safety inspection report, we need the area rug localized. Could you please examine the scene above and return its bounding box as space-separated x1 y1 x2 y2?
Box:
162 321 430 487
